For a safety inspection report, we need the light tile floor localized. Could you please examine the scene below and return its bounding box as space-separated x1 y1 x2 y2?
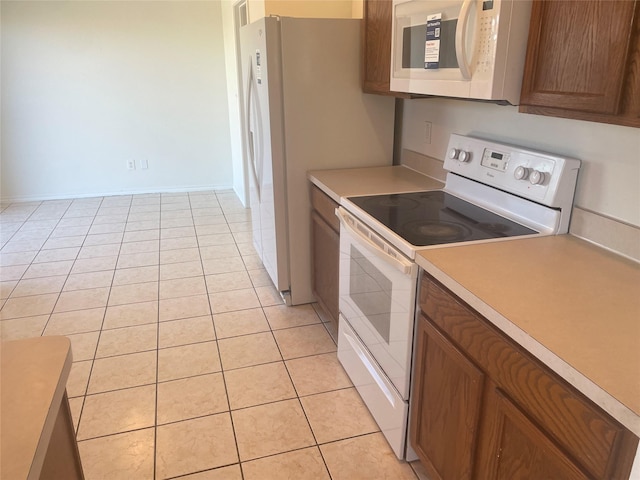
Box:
0 190 428 479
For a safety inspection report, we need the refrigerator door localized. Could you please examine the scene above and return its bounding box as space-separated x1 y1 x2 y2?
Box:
240 18 291 296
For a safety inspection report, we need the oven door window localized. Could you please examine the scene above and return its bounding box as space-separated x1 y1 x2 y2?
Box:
349 245 393 343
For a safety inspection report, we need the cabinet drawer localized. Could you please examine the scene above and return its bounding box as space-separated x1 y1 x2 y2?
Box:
419 273 638 480
310 185 339 232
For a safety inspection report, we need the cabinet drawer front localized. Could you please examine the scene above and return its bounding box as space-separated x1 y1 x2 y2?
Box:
420 273 636 479
311 185 340 232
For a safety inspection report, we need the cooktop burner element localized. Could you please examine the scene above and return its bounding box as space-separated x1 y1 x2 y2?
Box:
348 190 537 246
402 220 472 244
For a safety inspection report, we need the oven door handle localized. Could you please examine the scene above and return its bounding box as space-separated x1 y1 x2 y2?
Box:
336 207 415 276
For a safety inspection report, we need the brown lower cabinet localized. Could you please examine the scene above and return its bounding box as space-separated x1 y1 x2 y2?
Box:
411 273 639 480
310 185 340 331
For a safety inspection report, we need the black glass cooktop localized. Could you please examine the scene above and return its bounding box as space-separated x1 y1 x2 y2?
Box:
348 191 537 246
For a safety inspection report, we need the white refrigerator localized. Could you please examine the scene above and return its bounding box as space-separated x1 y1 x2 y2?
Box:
240 16 395 305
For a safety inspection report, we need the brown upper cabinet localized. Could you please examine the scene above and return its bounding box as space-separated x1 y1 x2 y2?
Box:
520 0 640 128
362 0 410 97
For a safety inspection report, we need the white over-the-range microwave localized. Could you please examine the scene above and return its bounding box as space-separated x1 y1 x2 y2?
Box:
391 0 533 104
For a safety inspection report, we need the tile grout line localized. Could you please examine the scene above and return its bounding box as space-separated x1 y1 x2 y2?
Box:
75 196 133 447
208 191 246 480
154 195 163 480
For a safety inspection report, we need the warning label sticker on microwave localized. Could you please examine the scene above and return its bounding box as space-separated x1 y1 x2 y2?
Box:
424 13 441 69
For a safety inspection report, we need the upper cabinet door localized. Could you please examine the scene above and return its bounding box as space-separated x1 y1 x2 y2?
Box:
362 0 410 97
520 0 640 127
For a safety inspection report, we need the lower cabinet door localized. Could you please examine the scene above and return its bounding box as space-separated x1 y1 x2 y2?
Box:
310 211 339 327
410 315 485 480
477 386 590 480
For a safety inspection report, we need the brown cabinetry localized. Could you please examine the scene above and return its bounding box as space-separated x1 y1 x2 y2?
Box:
310 185 340 331
411 273 639 480
520 0 640 127
362 0 409 97
411 317 484 480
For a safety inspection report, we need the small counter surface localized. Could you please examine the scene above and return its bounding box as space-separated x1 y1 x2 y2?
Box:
1 335 73 479
308 165 444 203
416 235 640 436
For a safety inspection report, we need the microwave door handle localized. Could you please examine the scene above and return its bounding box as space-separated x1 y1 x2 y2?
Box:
456 0 473 80
336 208 414 275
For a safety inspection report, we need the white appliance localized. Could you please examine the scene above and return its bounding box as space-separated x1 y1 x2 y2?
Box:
240 16 395 305
390 0 533 104
337 134 581 460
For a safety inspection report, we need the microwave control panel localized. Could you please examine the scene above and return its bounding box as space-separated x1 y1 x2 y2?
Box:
476 2 498 73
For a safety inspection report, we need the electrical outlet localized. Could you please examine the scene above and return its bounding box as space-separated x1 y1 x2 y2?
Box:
424 121 432 144
127 160 135 170
140 159 148 169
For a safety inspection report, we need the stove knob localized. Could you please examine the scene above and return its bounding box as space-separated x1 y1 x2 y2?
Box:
458 150 471 162
529 170 545 185
449 148 460 159
514 166 530 180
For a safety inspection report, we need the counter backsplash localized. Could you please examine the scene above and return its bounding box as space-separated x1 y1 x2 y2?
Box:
569 208 640 263
400 149 447 183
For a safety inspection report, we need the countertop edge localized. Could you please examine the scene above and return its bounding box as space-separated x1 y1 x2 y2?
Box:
416 255 640 438
1 335 74 480
308 165 445 204
308 176 341 204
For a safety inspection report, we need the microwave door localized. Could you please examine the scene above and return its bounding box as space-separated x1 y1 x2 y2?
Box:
391 0 479 92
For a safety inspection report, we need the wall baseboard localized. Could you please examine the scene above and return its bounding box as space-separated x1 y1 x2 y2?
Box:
0 184 234 205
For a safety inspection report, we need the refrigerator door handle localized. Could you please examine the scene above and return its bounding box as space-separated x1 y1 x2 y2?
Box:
245 58 262 201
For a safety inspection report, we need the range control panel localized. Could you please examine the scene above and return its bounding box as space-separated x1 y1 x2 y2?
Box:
444 134 581 208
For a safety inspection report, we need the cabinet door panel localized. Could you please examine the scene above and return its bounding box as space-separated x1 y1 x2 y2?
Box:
521 0 636 114
410 315 484 480
420 274 639 479
479 387 589 480
363 0 393 94
362 0 411 97
310 211 339 326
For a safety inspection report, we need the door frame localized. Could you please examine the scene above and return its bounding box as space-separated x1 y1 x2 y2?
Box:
233 0 250 207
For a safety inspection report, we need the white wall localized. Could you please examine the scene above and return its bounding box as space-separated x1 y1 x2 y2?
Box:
221 0 248 207
1 1 232 202
402 98 640 227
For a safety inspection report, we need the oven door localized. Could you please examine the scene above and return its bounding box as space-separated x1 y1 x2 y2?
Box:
336 207 418 399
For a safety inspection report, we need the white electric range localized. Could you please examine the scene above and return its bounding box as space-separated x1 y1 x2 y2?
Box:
336 134 581 460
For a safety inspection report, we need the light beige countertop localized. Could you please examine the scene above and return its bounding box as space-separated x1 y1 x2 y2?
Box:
1 335 74 479
308 165 444 203
416 235 640 437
